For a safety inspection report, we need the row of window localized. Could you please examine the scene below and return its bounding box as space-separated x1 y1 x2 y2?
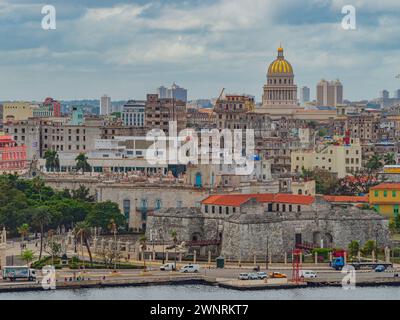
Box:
374 190 398 198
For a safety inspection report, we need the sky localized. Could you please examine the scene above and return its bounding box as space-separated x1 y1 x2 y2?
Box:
0 0 400 102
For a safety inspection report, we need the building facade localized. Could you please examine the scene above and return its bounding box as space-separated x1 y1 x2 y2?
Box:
316 79 343 107
122 100 145 127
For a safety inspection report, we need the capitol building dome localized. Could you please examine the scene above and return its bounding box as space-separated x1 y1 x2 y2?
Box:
259 45 302 116
267 47 293 75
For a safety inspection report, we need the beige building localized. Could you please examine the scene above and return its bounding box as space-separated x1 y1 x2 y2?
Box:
316 79 343 107
3 102 36 122
291 138 362 178
291 179 316 196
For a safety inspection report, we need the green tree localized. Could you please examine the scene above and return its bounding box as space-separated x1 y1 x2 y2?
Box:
75 153 91 174
301 168 338 195
20 249 35 265
384 153 396 165
348 240 360 258
44 150 60 172
17 223 30 242
71 185 95 202
366 155 383 174
86 201 125 230
32 206 52 260
74 221 93 265
362 240 376 256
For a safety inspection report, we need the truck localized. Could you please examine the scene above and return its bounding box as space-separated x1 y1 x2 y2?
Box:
1 266 37 282
330 257 392 271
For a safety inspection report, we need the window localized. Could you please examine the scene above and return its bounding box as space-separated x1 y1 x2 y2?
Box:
384 191 388 197
297 205 301 212
212 206 215 214
374 191 379 197
226 207 229 215
205 205 208 213
123 199 130 219
219 206 222 214
393 191 397 197
155 199 162 210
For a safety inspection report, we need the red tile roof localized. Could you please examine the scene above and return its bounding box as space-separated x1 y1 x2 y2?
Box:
201 193 315 207
323 195 369 203
370 183 400 190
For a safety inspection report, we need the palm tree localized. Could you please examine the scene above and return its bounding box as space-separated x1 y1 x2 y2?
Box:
74 222 93 266
366 155 383 174
384 153 396 165
21 249 35 266
32 177 45 202
171 230 178 270
32 207 52 260
75 153 91 174
17 223 29 242
44 150 60 172
139 235 147 271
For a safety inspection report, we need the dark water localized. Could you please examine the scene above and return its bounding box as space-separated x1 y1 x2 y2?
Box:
1 285 400 300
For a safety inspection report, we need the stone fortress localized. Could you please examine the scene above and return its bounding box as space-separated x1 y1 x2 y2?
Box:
146 194 389 262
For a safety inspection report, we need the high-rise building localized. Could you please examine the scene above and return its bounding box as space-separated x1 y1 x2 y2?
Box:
300 86 310 104
394 89 400 99
100 95 111 115
316 79 343 107
167 83 187 102
157 83 188 102
157 86 168 99
381 90 389 100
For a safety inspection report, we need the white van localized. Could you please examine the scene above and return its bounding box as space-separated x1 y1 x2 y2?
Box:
300 270 317 278
160 263 176 271
179 264 200 273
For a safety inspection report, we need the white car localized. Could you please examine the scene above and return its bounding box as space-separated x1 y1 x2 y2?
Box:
300 270 317 278
248 273 259 280
160 263 176 271
238 273 249 280
179 264 200 273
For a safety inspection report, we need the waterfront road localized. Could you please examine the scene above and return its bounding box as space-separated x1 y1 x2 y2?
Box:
1 266 399 289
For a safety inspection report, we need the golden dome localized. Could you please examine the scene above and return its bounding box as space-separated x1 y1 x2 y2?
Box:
267 47 293 75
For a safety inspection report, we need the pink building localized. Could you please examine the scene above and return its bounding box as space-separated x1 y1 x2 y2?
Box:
0 135 27 171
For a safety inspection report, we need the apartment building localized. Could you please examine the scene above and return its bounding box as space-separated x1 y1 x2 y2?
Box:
145 94 187 134
291 137 362 178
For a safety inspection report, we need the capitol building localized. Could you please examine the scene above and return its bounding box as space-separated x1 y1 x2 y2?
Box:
258 46 305 116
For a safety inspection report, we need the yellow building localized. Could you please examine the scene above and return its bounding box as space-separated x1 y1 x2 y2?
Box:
291 138 362 178
369 183 400 218
3 102 35 122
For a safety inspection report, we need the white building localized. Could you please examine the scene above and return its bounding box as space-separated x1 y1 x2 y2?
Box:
100 95 111 115
122 100 145 127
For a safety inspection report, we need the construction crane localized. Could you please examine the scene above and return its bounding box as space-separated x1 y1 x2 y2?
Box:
216 88 225 106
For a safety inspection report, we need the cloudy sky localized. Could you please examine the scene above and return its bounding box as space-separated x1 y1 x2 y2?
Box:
0 0 399 102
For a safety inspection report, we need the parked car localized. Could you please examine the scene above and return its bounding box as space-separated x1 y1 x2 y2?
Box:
300 270 317 278
238 273 250 280
257 272 268 279
269 272 287 279
160 263 176 271
179 264 200 273
375 265 386 272
248 273 259 280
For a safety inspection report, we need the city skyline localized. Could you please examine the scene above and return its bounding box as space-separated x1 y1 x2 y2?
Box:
0 0 400 101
